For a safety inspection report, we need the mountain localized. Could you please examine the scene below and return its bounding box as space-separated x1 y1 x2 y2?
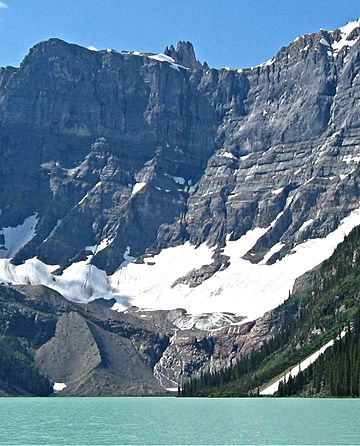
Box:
0 281 273 395
0 21 360 321
2 214 360 396
182 225 360 397
0 20 360 393
0 283 177 395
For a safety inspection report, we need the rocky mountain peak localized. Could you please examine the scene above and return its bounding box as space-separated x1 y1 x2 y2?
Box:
164 40 203 69
26 38 78 60
0 19 360 321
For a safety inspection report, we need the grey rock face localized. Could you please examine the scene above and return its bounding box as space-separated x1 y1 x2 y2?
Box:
0 282 277 394
152 308 290 386
164 41 203 69
35 312 102 384
0 23 359 392
0 283 172 395
1 24 359 280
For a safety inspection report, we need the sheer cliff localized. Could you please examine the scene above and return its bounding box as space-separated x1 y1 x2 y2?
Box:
0 22 360 319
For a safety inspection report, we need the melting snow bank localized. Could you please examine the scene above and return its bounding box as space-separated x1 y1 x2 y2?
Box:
260 330 347 395
1 209 360 320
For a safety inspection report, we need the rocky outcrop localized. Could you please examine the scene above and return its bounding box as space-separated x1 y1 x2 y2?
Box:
164 41 204 69
0 282 292 395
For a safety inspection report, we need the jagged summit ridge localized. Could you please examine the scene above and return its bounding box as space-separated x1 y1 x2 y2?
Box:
164 41 204 69
20 16 360 73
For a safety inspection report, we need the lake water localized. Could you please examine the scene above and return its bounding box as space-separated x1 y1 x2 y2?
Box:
0 397 359 445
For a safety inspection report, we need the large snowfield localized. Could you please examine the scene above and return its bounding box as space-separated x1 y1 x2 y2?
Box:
1 207 360 322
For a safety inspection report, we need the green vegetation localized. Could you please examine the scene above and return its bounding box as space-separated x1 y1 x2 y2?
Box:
278 309 360 397
0 335 52 396
182 226 360 397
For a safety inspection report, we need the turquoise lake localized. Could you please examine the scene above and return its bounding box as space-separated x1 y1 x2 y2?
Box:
0 397 359 445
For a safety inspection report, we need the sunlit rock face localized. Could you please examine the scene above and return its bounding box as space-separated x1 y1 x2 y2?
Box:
0 21 360 318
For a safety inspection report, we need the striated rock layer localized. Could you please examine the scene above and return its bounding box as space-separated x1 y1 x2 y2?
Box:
0 21 360 319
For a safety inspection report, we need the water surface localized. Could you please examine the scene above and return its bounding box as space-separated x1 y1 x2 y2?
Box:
0 397 359 445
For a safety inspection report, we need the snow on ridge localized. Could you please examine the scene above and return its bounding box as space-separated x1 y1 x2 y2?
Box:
331 18 360 53
1 208 360 322
148 53 175 64
85 45 188 71
78 182 102 206
252 57 276 70
0 214 38 259
147 53 187 71
336 18 360 39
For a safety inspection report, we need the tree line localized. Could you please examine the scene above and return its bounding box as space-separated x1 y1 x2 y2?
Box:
278 308 360 397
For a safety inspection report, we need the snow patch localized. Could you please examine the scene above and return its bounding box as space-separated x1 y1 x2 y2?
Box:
271 187 284 196
299 219 314 232
53 382 67 393
332 19 360 53
265 58 275 66
147 53 187 70
320 37 330 47
86 237 114 254
260 243 284 264
97 237 114 252
225 226 269 259
132 182 146 195
255 58 275 69
0 214 38 259
149 53 175 64
260 330 347 395
221 152 237 160
43 219 62 243
165 174 186 185
120 246 135 268
342 155 360 164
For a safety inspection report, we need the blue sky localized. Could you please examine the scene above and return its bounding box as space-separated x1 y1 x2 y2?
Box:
0 0 359 69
